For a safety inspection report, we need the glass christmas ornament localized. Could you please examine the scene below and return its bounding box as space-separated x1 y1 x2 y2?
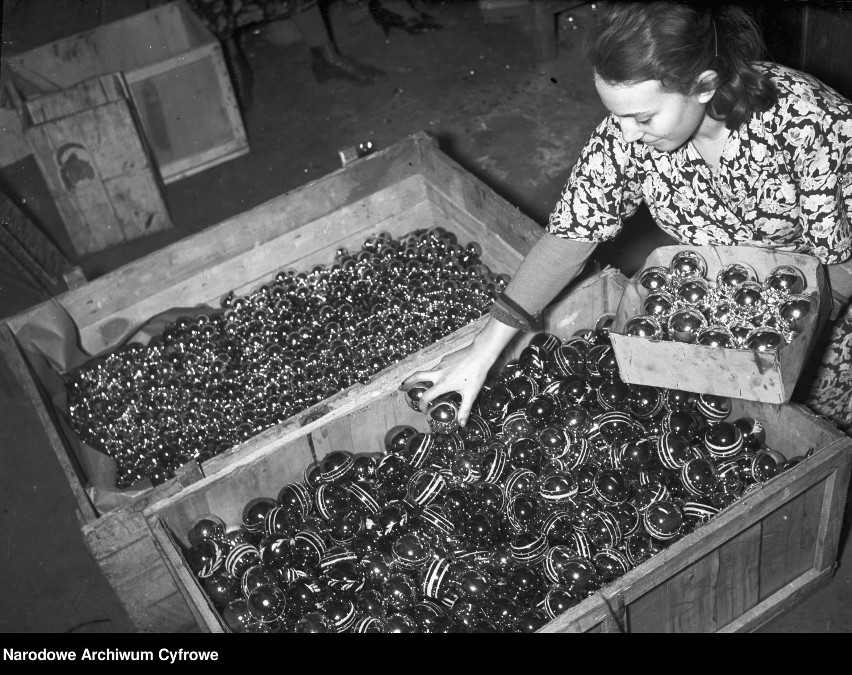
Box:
246 583 286 624
187 515 226 547
751 449 787 483
427 396 460 434
733 417 766 451
697 324 735 348
405 381 433 412
716 262 758 294
295 610 332 633
638 266 670 292
385 573 418 613
593 548 632 583
745 326 785 352
765 265 806 296
186 540 225 579
777 293 813 333
732 281 765 314
676 276 711 305
669 250 707 279
643 500 684 541
680 458 718 496
624 314 663 339
643 291 675 318
667 307 707 343
696 394 732 422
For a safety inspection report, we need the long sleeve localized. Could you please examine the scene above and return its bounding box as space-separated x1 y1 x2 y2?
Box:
490 233 597 331
548 115 644 242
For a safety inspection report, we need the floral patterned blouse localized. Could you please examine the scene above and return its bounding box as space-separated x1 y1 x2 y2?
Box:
548 62 852 265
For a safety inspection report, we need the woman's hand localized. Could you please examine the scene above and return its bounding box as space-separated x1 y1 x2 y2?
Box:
401 317 520 426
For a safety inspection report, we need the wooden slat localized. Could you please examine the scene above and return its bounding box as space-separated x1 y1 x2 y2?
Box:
719 567 835 633
715 522 761 628
0 324 97 523
666 551 719 632
813 449 852 572
794 480 826 580
759 498 798 601
627 583 668 633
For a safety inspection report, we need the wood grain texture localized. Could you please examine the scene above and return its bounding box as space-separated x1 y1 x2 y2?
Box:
715 523 761 628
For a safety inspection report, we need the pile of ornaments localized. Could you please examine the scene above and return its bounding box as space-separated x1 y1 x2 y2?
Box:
65 228 506 489
184 322 797 633
622 249 814 350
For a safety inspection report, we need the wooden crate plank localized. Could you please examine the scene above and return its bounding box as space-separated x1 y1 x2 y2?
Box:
137 591 199 634
627 583 669 633
0 324 97 524
792 480 826 582
781 487 807 586
715 522 761 628
102 172 172 240
814 450 852 572
312 416 359 460
758 500 795 602
665 551 719 633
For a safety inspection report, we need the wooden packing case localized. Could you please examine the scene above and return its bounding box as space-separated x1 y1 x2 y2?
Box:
0 132 543 632
145 268 852 633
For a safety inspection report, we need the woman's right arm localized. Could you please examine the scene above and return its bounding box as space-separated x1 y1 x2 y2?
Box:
401 233 598 426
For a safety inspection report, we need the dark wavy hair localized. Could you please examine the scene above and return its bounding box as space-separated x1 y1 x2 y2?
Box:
585 1 778 129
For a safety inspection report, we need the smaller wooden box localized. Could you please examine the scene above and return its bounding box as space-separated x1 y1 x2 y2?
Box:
610 245 830 404
16 73 172 257
3 0 248 184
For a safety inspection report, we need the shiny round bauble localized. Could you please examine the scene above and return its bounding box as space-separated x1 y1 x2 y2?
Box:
619 438 655 470
459 413 492 449
321 597 357 633
716 262 758 294
222 599 254 633
346 481 381 516
526 394 560 428
246 583 286 624
613 502 641 539
517 610 547 633
664 389 697 412
587 510 623 549
420 557 455 601
384 425 418 455
375 453 414 489
593 469 631 506
501 410 536 442
676 276 711 305
624 533 657 567
543 545 577 585
508 566 545 604
593 547 632 583
285 579 323 616
291 530 326 568
540 511 575 547
765 265 806 296
506 376 540 407
745 326 785 352
662 410 699 438
632 477 669 512
427 397 460 435
733 416 766 451
405 381 433 412
358 550 395 587
751 449 787 483
573 467 599 499
203 572 240 608
627 384 664 420
385 573 418 613
561 436 591 471
450 451 482 484
697 324 735 348
469 481 505 516
778 293 813 332
507 494 540 531
643 290 675 318
657 432 693 470
327 509 365 545
391 532 432 572
733 281 765 314
537 426 570 460
643 500 684 541
314 483 351 520
639 266 670 292
509 437 542 472
277 482 312 517
558 556 600 598
510 530 549 565
561 406 594 439
295 610 332 633
241 564 279 597
187 515 226 547
595 378 629 411
263 505 297 538
242 497 277 534
550 344 585 377
538 472 578 506
703 421 744 459
697 393 732 422
187 539 225 578
408 601 446 633
319 450 355 484
530 331 561 355
682 500 721 524
669 250 707 279
479 386 512 421
406 470 447 509
680 458 718 496
518 344 548 380
715 459 745 497
624 314 663 339
667 307 707 343
442 486 471 524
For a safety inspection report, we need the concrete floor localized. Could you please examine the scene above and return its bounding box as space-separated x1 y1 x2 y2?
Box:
0 0 850 633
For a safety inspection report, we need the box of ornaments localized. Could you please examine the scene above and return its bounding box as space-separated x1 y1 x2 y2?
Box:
144 268 852 633
609 245 831 404
0 132 543 632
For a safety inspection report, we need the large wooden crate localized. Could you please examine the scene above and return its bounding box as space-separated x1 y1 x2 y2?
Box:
3 0 248 184
144 268 852 633
10 72 173 256
0 132 543 632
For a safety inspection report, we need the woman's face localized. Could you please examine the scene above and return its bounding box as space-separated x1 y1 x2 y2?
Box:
593 73 714 151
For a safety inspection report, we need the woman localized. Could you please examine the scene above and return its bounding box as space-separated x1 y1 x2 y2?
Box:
402 1 852 434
